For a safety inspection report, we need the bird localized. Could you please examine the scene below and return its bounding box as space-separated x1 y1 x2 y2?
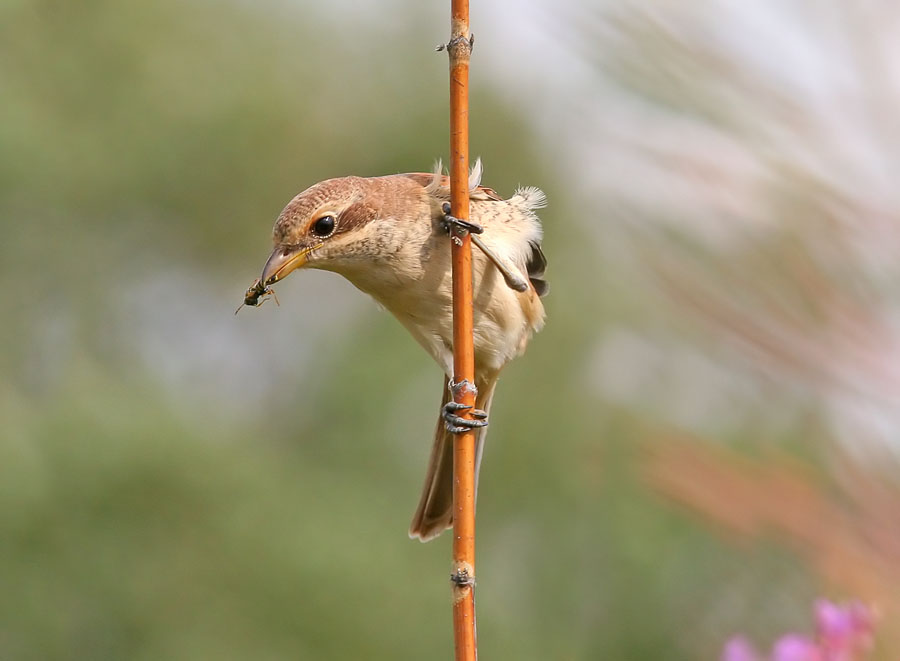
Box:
253 160 547 542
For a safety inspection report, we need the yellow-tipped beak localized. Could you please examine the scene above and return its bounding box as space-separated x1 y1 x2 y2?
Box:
261 246 314 285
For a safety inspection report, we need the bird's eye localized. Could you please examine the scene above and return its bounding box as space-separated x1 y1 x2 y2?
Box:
311 215 336 238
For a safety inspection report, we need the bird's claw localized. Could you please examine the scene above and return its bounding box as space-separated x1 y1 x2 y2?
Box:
441 202 484 235
442 400 489 434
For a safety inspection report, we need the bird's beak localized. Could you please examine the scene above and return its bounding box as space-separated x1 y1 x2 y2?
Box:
261 245 314 285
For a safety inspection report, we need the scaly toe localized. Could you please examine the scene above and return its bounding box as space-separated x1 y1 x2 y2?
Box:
441 203 484 235
442 401 489 434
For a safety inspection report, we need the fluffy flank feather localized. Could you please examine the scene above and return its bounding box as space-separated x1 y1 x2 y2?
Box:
468 158 483 191
512 186 547 210
425 159 443 195
424 157 484 196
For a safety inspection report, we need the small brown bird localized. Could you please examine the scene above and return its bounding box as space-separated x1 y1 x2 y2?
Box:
254 161 547 541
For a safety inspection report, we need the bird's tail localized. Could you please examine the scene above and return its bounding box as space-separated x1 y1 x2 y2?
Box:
408 374 497 542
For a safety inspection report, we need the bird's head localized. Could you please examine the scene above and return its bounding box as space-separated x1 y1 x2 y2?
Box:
259 176 397 286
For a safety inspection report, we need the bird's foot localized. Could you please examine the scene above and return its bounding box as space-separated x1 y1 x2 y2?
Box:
443 379 488 434
441 202 484 239
443 401 489 434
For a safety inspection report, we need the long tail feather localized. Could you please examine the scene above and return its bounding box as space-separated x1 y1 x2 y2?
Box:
408 374 497 542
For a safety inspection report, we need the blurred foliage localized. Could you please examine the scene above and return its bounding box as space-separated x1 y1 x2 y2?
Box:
1 0 898 659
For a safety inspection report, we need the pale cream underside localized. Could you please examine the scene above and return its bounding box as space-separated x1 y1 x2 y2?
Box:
327 194 544 378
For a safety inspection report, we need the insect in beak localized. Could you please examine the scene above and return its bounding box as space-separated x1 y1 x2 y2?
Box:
234 278 280 315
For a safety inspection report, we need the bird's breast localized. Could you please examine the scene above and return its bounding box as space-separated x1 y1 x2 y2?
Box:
336 197 544 377
351 250 540 377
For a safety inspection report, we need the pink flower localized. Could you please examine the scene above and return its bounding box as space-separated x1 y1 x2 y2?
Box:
722 636 760 661
722 600 876 661
814 600 874 660
771 635 822 661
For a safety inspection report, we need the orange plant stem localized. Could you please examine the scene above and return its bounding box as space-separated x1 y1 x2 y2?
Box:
447 0 477 659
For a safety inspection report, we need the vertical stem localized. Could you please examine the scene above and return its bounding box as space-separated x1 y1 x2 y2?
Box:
448 1 477 659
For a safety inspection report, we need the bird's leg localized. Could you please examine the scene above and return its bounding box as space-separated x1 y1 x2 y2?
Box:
442 379 488 434
441 203 529 293
471 234 529 292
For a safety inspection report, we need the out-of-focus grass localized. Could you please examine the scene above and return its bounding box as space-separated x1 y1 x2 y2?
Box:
0 373 444 660
3 357 813 660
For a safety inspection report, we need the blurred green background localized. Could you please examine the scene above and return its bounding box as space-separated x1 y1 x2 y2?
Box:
2 1 898 659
